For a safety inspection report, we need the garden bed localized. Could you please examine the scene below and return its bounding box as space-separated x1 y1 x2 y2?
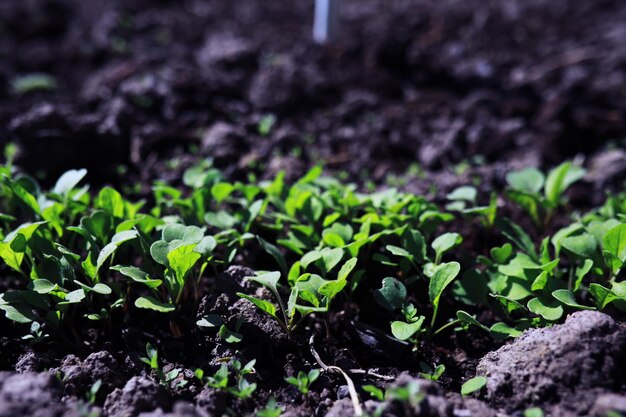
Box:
1 1 626 416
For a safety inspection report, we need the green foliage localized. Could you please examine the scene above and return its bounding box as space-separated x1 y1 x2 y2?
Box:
506 162 586 226
461 376 487 396
255 398 284 417
1 158 624 386
285 369 320 394
12 73 58 94
197 359 257 400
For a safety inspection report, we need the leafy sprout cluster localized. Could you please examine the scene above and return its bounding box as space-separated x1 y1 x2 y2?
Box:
0 159 625 364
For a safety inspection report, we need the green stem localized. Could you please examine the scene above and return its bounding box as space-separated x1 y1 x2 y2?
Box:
432 318 460 337
430 304 439 329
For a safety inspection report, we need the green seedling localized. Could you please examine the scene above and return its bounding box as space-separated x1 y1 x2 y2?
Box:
506 161 585 226
238 258 357 334
524 408 544 417
419 362 445 381
12 73 58 94
446 186 497 227
285 369 320 394
140 342 166 383
197 359 257 399
255 398 284 417
461 376 487 396
139 344 188 388
86 379 102 405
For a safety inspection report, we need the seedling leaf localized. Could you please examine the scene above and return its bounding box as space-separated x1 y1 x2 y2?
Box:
461 376 487 396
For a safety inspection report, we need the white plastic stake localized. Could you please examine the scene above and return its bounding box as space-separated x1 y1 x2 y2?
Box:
313 0 340 44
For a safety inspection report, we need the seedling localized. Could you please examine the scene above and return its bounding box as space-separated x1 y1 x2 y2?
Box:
506 161 585 226
446 186 497 227
197 359 257 399
461 376 487 396
419 362 445 381
140 342 166 383
238 259 357 334
285 369 320 394
86 380 102 405
255 398 284 417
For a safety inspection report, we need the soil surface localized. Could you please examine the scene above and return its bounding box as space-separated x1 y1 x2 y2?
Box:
2 0 626 416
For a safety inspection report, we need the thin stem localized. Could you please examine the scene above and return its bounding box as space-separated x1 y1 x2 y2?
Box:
430 304 439 329
432 318 460 337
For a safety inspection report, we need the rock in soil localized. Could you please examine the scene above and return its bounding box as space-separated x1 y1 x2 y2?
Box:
59 351 123 398
103 376 169 417
477 310 626 416
0 372 67 417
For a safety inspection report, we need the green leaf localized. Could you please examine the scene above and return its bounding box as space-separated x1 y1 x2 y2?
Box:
301 251 322 269
167 244 201 296
589 283 618 309
456 310 490 332
287 262 301 285
386 245 412 258
12 73 57 94
0 304 35 323
428 262 461 305
219 324 243 343
506 168 545 194
257 236 287 274
150 240 170 266
95 230 139 275
498 218 537 259
111 265 162 289
322 231 345 248
295 274 326 308
391 317 425 340
603 223 626 263
374 277 407 311
551 289 595 310
431 233 462 263
30 279 57 294
75 281 112 295
53 169 87 196
318 279 347 301
194 236 217 256
60 289 86 305
247 271 281 295
461 376 487 396
135 296 175 313
95 187 125 218
489 321 526 339
362 385 384 401
337 258 357 281
573 259 593 292
527 297 564 321
490 244 513 264
561 233 597 259
322 248 344 273
524 408 544 417
211 183 234 203
544 162 585 205
3 176 41 215
237 293 279 321
446 186 477 202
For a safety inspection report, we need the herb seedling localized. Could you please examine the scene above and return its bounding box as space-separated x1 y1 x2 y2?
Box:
285 369 320 394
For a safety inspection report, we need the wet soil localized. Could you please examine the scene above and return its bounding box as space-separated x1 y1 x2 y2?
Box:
2 0 626 416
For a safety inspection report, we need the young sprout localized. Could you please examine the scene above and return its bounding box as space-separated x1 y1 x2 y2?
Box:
285 369 320 394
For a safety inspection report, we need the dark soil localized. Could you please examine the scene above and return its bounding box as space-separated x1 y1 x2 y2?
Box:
2 0 626 416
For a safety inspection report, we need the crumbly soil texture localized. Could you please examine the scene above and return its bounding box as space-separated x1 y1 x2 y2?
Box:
2 0 626 416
